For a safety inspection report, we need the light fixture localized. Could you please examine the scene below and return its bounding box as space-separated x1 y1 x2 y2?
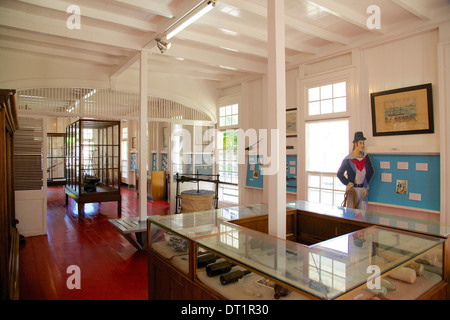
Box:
156 38 172 54
165 0 217 40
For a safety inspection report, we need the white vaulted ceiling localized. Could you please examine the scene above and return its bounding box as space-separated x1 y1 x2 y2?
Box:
0 0 449 83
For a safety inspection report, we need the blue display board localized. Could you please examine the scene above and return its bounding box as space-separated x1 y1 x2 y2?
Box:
245 155 298 192
152 153 157 171
368 154 440 211
246 155 264 189
161 153 168 171
286 155 297 193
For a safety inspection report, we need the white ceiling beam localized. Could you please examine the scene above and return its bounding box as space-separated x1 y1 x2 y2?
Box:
146 63 233 82
149 54 238 78
0 7 142 50
391 0 432 21
307 0 385 34
14 0 157 32
0 27 133 57
0 37 120 66
221 0 350 45
111 0 176 18
110 52 140 78
198 15 318 55
175 29 268 58
153 40 267 75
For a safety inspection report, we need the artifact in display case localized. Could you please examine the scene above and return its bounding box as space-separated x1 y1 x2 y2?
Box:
65 119 121 217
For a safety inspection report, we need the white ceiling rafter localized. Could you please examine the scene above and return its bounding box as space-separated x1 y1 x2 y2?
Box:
153 39 268 75
307 0 385 34
197 14 319 55
221 0 350 45
391 0 432 21
111 0 176 18
0 0 449 86
0 7 143 50
14 0 158 32
0 36 120 66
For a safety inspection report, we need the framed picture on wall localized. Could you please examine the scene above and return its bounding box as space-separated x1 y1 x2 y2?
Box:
286 108 297 137
371 83 434 136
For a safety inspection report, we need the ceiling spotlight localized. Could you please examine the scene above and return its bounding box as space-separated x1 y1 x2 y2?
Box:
156 38 171 54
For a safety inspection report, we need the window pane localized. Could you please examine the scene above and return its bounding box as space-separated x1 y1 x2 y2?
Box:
308 174 320 188
321 190 333 205
308 87 320 102
334 191 345 206
333 82 346 98
232 104 238 114
306 120 349 173
321 99 333 114
321 176 334 189
321 85 333 100
308 188 320 203
309 101 321 116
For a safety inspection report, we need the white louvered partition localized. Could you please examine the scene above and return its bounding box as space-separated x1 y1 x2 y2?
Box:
16 88 214 123
14 116 47 237
14 118 44 191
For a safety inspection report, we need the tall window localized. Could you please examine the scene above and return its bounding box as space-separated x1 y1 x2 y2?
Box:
305 80 349 206
218 104 239 204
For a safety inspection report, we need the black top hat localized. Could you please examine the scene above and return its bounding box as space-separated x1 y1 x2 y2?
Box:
353 132 366 143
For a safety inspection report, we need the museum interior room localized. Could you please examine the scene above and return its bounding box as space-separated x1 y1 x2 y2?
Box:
1 0 450 301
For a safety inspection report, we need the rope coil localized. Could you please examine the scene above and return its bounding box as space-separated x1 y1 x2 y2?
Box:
342 188 357 208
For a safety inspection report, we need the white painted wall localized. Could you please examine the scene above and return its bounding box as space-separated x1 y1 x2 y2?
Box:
221 28 446 221
361 30 440 153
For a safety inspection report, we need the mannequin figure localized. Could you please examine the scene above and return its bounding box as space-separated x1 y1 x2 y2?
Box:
337 132 374 210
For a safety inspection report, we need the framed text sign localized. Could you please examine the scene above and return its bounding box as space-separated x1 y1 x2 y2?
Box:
370 84 434 137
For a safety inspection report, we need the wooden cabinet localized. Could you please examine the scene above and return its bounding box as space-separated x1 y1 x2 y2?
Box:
0 89 19 300
232 209 297 241
296 210 369 245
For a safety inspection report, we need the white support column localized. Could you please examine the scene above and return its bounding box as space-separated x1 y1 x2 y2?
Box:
266 0 286 239
438 41 450 226
139 50 148 222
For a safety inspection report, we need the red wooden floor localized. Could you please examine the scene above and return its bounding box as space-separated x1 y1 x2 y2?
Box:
18 186 170 300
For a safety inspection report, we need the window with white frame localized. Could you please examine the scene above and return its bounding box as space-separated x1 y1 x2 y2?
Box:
305 80 350 206
219 104 239 128
217 104 239 204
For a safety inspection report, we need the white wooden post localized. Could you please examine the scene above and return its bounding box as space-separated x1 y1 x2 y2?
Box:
139 50 148 222
267 0 286 239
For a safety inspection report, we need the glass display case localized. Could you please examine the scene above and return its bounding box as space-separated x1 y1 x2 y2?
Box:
147 204 447 300
47 133 66 186
65 120 121 217
148 208 247 275
287 200 450 238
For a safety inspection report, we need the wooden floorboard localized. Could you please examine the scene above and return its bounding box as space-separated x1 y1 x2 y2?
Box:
19 186 170 300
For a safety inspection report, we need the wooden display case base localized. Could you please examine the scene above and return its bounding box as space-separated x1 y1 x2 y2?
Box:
65 186 121 218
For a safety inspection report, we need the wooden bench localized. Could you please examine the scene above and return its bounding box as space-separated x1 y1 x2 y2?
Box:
109 218 148 250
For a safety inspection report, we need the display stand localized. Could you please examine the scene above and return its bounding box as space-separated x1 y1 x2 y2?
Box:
64 120 121 218
175 172 220 214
